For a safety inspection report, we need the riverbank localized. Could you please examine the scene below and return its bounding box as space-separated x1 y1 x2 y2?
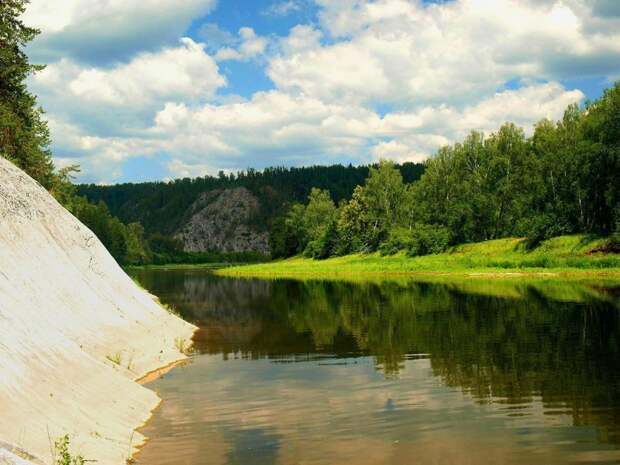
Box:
217 235 620 279
0 158 196 465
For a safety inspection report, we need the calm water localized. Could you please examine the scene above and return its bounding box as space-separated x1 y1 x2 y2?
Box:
130 270 620 465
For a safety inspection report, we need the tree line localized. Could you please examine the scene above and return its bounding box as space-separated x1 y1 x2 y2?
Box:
77 163 425 235
270 83 620 259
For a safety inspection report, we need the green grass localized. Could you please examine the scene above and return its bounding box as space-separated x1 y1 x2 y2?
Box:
217 235 620 279
53 435 85 465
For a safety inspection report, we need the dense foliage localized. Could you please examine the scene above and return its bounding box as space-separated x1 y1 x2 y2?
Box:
0 0 60 191
77 163 425 235
271 83 620 259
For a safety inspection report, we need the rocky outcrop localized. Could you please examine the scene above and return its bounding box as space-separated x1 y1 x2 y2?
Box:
0 157 196 465
175 187 269 254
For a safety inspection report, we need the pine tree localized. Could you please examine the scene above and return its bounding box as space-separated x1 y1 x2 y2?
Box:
0 0 55 188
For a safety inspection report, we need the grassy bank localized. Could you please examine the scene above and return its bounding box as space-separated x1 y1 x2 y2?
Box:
217 235 620 279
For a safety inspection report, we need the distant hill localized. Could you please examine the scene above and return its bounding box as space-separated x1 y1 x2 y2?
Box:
77 163 425 253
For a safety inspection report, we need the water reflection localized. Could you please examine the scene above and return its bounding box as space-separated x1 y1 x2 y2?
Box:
131 271 620 465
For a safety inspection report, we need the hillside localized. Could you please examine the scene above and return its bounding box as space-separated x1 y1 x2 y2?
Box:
0 157 196 465
77 163 425 253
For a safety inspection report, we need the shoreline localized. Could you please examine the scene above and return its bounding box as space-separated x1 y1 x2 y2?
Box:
217 267 620 280
215 236 620 282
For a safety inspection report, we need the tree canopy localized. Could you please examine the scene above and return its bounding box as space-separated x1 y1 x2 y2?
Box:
270 82 620 260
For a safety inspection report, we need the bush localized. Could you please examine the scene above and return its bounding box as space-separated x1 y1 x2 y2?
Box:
525 213 573 249
379 224 451 257
379 227 414 256
408 224 451 256
303 221 339 259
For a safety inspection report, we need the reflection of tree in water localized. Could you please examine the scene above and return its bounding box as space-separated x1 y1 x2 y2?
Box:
280 280 620 445
133 270 620 445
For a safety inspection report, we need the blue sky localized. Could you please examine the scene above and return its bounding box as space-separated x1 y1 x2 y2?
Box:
23 0 620 183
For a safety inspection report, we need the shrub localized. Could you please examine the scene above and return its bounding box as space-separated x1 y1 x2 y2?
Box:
611 219 620 247
525 213 573 249
54 435 85 465
379 224 451 257
303 221 339 259
379 227 414 256
407 224 451 256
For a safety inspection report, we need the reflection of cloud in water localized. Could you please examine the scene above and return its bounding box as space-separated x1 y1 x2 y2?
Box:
131 272 620 465
138 356 620 465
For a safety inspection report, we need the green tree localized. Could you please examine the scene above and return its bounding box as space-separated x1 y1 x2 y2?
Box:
303 188 336 242
0 0 56 188
363 160 407 232
124 222 152 265
336 186 374 253
270 203 307 258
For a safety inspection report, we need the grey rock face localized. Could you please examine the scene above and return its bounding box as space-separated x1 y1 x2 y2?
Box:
175 187 270 254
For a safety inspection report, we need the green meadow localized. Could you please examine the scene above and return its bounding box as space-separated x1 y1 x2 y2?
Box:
217 235 620 279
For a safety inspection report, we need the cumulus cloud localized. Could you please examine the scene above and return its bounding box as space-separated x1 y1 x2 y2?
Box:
23 0 217 65
268 0 620 106
22 0 614 182
67 38 224 106
279 25 323 54
215 28 269 61
197 23 237 52
46 82 579 182
31 38 225 136
371 82 584 163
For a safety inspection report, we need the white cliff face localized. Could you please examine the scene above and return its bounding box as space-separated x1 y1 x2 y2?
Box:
0 158 196 465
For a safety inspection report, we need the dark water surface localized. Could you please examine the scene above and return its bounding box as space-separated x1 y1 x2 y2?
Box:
130 270 620 465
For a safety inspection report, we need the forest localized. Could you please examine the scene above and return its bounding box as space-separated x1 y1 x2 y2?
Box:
268 84 620 260
77 163 425 235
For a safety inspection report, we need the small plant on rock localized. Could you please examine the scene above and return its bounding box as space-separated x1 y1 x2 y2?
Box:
53 435 85 465
106 352 122 365
174 337 193 355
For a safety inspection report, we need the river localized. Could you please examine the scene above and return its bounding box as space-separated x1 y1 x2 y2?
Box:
129 270 620 465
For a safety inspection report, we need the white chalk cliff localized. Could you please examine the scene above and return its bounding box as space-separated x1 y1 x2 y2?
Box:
0 157 196 465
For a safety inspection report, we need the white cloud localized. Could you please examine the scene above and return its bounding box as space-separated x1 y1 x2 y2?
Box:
31 38 225 133
68 38 224 106
49 82 580 182
268 0 620 106
197 23 237 52
215 28 269 61
23 0 612 183
23 0 218 64
370 82 584 163
264 1 305 17
279 25 323 54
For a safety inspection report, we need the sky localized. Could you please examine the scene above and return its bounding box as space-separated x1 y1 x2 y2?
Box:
22 0 620 184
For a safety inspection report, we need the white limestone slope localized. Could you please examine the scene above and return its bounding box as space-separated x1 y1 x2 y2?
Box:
0 158 197 465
